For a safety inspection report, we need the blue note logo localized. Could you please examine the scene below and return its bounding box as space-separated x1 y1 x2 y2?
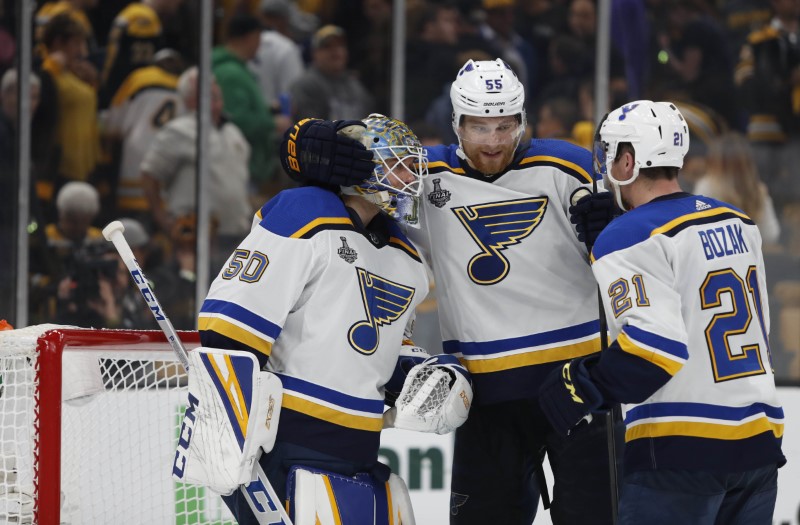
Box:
349 268 415 355
453 197 547 285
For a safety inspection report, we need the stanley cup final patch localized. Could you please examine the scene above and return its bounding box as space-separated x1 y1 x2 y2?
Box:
428 178 452 208
337 236 358 263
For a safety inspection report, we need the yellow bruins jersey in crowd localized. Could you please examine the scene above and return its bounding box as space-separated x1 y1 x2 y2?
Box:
198 187 429 463
589 193 785 474
101 2 162 108
105 65 179 213
408 140 601 405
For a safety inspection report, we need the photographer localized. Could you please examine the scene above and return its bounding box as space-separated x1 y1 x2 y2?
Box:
29 181 122 327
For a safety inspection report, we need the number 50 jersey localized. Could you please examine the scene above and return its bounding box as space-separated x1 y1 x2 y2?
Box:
590 193 785 474
199 187 429 463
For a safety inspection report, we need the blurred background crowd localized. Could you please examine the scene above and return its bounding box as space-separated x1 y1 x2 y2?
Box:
0 0 799 381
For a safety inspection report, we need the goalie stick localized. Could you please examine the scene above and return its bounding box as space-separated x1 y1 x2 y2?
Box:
103 220 293 525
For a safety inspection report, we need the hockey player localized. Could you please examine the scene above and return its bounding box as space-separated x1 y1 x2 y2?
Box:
538 100 786 524
175 114 473 524
281 59 620 524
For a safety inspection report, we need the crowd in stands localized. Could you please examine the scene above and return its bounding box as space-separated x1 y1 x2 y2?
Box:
0 0 799 379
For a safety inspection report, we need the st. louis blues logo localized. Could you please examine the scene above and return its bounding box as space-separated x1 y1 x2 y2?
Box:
453 197 548 285
428 178 451 208
348 268 415 354
337 236 358 263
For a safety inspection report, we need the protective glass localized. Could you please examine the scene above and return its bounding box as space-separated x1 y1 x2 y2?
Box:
593 140 609 180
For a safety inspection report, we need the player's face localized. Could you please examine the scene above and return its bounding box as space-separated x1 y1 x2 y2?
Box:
459 115 521 175
383 158 417 189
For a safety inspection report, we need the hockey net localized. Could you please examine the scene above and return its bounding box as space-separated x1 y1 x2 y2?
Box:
0 325 235 525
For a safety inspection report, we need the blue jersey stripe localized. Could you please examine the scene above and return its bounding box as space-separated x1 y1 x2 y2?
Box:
443 319 600 357
200 299 282 340
625 401 784 424
276 374 385 414
623 325 689 360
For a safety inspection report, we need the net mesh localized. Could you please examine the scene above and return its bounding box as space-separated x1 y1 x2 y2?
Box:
0 325 236 525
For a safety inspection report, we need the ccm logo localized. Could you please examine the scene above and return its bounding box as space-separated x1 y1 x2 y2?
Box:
172 392 199 478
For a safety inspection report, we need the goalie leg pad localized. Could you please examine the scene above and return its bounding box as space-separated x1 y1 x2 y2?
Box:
172 347 283 495
287 467 415 525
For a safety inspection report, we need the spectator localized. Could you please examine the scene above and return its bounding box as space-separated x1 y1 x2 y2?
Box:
41 13 100 191
103 49 182 226
478 0 538 102
736 0 800 212
35 0 98 59
251 0 305 134
290 25 375 121
28 182 115 327
100 0 184 108
535 96 581 142
140 67 253 276
694 132 781 244
404 2 461 122
213 12 277 195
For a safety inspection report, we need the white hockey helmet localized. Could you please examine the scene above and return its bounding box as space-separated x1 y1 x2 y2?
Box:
340 114 428 227
450 58 526 141
594 100 689 210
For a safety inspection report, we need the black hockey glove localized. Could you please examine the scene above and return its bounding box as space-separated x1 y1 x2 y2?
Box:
569 191 619 246
280 118 375 190
538 356 604 436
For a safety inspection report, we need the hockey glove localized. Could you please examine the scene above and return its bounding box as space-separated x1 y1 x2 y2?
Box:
387 354 473 434
538 356 604 436
569 191 619 246
280 118 375 190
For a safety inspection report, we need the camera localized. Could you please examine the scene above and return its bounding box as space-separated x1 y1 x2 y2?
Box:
67 244 119 304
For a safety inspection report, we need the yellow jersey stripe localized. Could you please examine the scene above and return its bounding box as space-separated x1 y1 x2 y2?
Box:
290 217 354 238
462 337 600 374
197 316 273 357
282 394 384 432
617 332 684 376
650 207 750 237
626 418 784 442
388 236 420 257
520 155 593 183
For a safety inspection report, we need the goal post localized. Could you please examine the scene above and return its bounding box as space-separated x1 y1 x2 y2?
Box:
0 325 236 525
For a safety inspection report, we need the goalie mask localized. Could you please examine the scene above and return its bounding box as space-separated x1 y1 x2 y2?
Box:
594 100 689 211
450 59 526 153
341 114 428 227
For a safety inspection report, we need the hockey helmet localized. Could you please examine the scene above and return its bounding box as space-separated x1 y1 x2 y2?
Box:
341 114 428 227
594 100 689 210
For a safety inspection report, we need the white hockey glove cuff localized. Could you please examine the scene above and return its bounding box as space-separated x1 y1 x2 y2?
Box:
172 347 283 495
390 354 473 434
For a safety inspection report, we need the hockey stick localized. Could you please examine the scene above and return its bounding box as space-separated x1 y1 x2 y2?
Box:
102 220 190 370
103 220 293 524
571 184 619 523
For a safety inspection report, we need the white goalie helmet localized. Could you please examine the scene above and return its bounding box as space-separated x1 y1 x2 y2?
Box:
594 100 690 210
450 58 526 145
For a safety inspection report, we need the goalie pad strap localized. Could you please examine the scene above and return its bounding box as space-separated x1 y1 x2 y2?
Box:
172 347 283 495
288 466 415 525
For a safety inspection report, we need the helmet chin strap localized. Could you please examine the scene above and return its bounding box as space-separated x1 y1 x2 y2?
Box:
605 160 641 212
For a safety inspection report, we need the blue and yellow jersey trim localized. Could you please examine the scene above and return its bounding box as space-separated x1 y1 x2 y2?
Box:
277 374 385 432
591 195 755 263
617 325 688 377
256 187 355 239
198 299 280 359
444 319 601 374
624 401 784 443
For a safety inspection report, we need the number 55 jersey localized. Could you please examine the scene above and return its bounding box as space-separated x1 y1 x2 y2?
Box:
589 192 785 474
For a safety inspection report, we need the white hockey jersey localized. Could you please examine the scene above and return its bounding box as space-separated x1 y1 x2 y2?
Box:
408 140 601 405
590 193 785 473
198 187 429 463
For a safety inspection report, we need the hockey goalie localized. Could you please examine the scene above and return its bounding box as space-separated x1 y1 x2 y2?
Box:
173 114 472 524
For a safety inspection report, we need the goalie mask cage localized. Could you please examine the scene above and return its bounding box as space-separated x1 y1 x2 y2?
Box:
0 325 233 525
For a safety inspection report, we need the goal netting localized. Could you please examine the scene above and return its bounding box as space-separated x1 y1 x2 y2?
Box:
0 325 235 525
